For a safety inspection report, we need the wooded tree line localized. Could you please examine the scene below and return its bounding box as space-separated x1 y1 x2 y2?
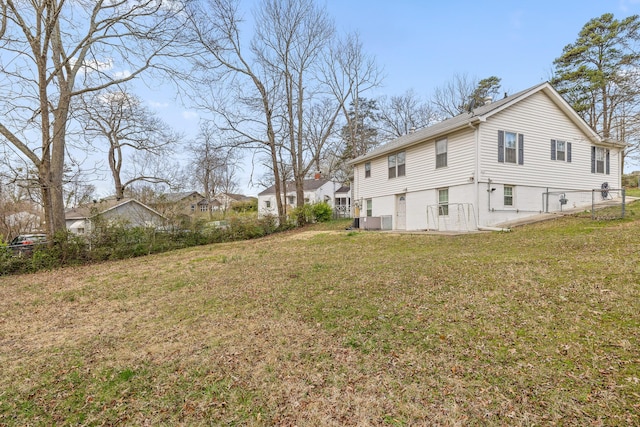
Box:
1 1 639 236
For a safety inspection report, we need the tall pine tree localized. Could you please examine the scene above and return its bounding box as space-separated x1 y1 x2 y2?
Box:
552 13 640 142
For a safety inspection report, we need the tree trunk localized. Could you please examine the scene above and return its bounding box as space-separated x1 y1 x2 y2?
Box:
48 94 71 235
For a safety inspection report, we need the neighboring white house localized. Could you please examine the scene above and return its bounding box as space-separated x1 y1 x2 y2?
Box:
65 198 166 234
257 178 345 218
349 82 626 232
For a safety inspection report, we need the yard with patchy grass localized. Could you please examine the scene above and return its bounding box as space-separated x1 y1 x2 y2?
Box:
1 206 639 426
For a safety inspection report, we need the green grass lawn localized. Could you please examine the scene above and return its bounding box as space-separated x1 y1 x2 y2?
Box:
626 187 640 197
1 209 639 426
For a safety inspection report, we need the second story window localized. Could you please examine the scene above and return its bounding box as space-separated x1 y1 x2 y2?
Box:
498 130 524 165
556 141 566 161
436 138 447 168
592 146 610 174
551 139 572 162
505 132 517 163
388 151 406 179
365 162 371 178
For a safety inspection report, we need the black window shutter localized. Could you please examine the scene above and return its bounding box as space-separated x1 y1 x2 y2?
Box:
606 149 610 175
567 142 572 163
551 139 556 160
498 130 504 163
518 134 524 165
591 146 596 173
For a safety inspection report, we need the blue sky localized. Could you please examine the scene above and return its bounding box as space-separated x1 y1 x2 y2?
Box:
324 0 640 97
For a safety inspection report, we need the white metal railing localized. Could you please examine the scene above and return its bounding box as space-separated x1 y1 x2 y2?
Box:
426 203 477 232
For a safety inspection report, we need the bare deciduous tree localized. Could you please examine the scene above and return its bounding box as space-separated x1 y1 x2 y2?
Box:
378 89 437 139
325 32 383 161
76 89 180 200
187 0 378 223
0 1 187 237
186 0 288 223
431 73 478 118
188 122 239 207
254 0 337 218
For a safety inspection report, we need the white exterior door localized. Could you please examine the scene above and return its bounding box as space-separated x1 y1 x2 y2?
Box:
396 194 406 230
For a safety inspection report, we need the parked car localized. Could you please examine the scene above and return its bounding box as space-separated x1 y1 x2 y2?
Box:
7 234 48 256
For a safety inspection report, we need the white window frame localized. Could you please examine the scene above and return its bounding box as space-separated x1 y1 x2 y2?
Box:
556 141 566 161
505 131 517 164
366 199 372 217
436 138 447 168
388 151 406 179
596 147 605 174
438 188 449 216
504 185 514 207
397 151 406 177
365 162 371 178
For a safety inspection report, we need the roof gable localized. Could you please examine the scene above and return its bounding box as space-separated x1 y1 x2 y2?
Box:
65 198 165 220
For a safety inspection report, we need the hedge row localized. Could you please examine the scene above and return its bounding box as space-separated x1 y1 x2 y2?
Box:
0 215 286 276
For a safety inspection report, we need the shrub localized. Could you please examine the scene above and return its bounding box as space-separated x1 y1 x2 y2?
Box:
227 215 280 240
290 202 333 225
312 202 333 222
291 204 314 225
231 199 258 213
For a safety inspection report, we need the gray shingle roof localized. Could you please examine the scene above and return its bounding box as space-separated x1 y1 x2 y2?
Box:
65 198 164 220
349 82 563 165
159 191 204 203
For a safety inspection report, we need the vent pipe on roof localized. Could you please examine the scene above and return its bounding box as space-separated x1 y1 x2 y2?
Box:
483 96 492 105
409 127 416 134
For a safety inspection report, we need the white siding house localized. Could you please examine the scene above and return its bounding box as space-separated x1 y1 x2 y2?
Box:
350 82 626 231
257 178 344 218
